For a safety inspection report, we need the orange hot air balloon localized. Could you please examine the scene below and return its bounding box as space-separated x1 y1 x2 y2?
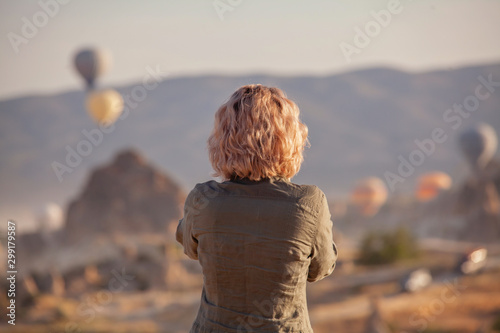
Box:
86 89 124 125
416 172 452 202
351 177 388 216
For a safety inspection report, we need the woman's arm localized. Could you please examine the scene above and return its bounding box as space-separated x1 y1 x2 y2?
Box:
176 188 200 260
307 191 338 282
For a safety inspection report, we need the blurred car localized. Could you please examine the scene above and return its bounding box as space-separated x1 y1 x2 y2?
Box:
457 247 488 275
400 268 432 292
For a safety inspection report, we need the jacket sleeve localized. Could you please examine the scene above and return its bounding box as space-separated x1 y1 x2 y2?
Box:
176 187 200 260
307 191 338 282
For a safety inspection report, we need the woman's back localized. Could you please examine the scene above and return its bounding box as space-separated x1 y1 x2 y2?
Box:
176 84 337 332
177 178 337 332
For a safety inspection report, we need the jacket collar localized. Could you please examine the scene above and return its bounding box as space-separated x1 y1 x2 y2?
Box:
228 176 290 185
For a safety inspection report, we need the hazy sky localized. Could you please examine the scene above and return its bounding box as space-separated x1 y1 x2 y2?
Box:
1 0 499 100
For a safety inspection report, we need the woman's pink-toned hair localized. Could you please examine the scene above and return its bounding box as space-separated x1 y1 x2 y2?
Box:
207 84 309 181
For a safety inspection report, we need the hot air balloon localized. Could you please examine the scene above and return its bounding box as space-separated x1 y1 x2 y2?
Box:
459 123 498 172
37 203 64 232
351 177 388 216
86 89 124 125
73 48 111 90
416 171 452 202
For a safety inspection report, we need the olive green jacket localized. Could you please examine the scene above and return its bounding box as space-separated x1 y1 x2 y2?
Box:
176 178 337 332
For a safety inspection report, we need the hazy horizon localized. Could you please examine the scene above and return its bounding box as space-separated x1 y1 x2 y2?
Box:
5 60 500 102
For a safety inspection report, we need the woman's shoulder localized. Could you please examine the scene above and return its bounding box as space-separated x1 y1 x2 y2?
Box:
185 180 220 200
187 179 326 205
289 182 325 197
289 183 327 209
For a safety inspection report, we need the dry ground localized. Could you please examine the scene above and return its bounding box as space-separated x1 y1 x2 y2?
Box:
2 252 499 333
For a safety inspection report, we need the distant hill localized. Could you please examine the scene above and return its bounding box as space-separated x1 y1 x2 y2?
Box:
1 64 499 230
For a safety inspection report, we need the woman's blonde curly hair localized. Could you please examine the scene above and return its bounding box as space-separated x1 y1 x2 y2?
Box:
208 84 309 181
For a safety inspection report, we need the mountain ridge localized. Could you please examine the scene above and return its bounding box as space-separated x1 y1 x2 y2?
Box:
1 63 499 230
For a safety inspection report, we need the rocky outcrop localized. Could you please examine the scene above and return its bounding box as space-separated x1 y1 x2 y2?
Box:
11 150 190 298
454 160 500 241
64 150 185 242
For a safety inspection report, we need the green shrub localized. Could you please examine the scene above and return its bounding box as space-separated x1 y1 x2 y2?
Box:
358 227 419 265
492 313 500 331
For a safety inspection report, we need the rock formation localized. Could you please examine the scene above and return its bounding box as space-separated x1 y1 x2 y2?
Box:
64 149 185 242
